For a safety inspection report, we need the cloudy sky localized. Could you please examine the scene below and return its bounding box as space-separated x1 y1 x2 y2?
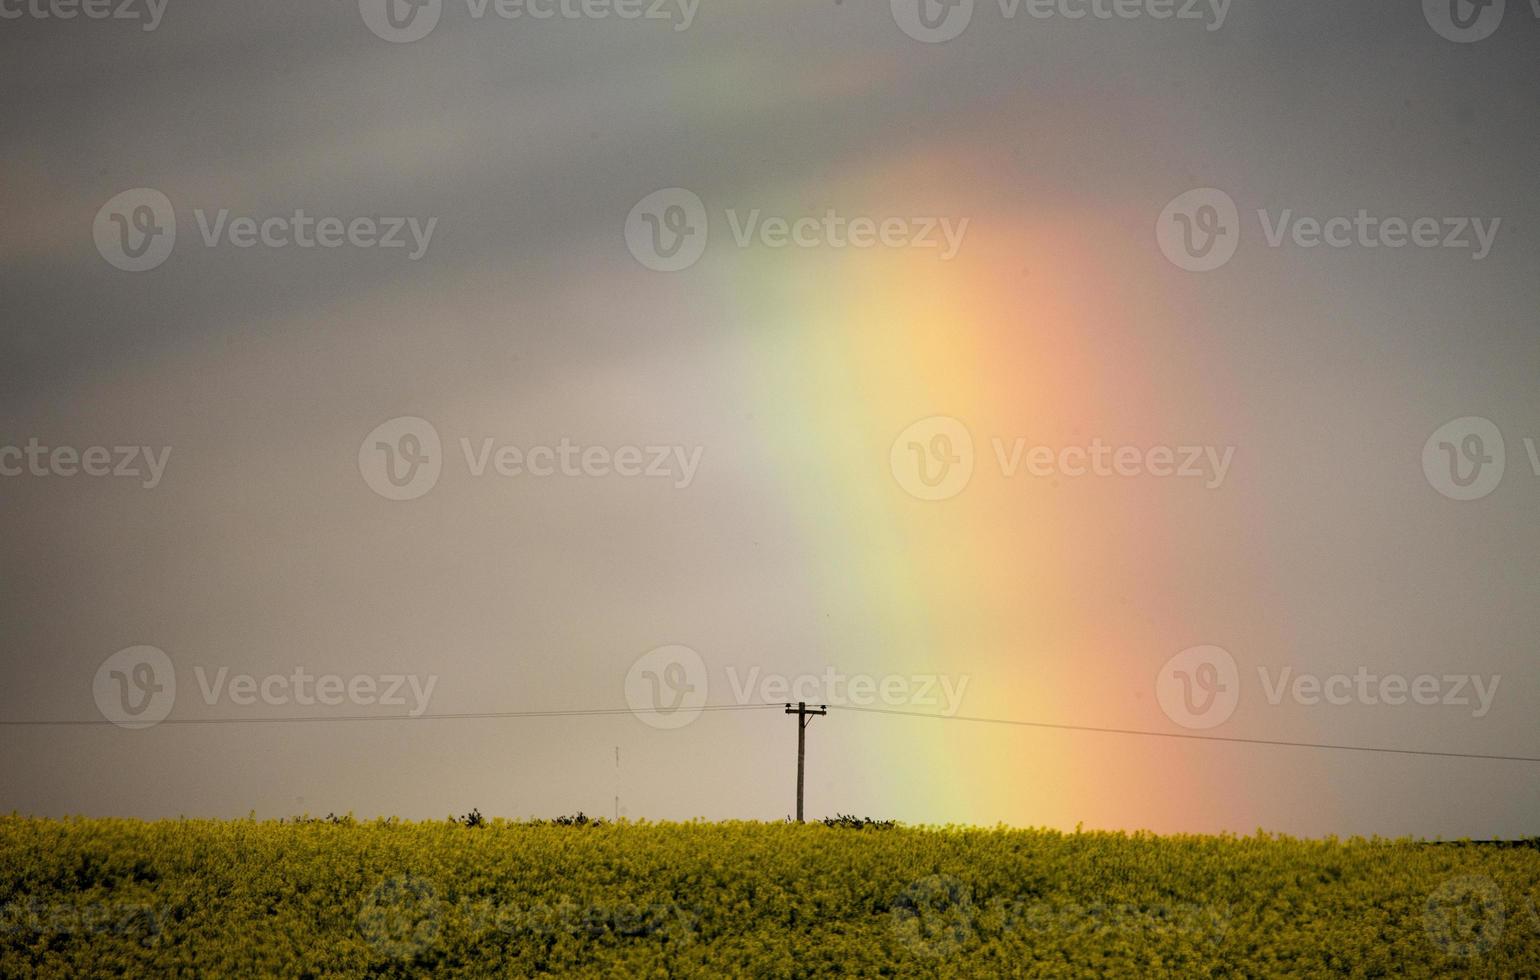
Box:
1 0 1537 837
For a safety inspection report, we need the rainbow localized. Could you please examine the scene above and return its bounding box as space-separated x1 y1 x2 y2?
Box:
703 147 1266 830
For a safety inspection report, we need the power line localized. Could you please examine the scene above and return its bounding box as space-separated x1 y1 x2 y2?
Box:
5 701 1536 765
0 703 785 727
830 704 1540 764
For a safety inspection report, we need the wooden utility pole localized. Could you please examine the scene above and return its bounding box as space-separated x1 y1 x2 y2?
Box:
785 701 827 822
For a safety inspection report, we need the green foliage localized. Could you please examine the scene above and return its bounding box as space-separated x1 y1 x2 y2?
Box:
821 814 898 830
2 816 1537 977
281 812 355 827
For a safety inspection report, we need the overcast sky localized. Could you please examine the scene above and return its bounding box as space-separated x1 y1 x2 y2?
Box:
1 1 1537 837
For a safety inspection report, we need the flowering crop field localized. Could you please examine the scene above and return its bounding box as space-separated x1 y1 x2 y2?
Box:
2 816 1536 977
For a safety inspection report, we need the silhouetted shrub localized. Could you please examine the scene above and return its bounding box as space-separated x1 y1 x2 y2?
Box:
821 814 897 830
281 813 355 826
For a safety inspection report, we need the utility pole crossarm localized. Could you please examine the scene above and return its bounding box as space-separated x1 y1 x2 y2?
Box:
785 701 827 823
